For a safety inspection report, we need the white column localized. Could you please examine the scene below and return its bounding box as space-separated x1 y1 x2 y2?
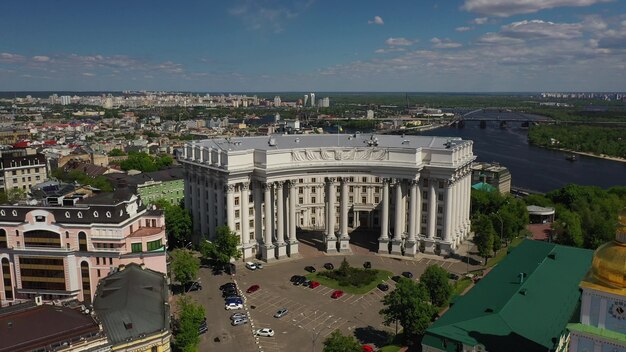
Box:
264 183 273 245
340 177 348 237
450 178 457 246
199 173 207 238
378 178 390 253
327 178 336 238
393 180 404 241
276 181 285 245
408 180 418 241
288 181 297 242
217 180 225 227
443 179 453 243
207 175 216 239
254 182 263 243
427 179 437 239
226 184 235 231
415 178 422 237
465 171 471 235
240 182 250 245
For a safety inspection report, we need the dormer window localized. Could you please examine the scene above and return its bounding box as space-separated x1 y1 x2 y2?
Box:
11 210 16 216
77 212 83 219
93 211 99 218
120 210 124 216
35 215 45 222
0 210 5 216
65 211 70 218
106 211 112 218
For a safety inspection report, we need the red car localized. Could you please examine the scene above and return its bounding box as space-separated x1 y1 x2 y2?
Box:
309 281 320 289
362 345 375 352
246 285 260 293
331 290 344 299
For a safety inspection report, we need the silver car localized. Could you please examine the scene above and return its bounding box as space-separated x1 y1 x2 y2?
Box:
230 312 247 321
232 317 249 326
274 308 288 318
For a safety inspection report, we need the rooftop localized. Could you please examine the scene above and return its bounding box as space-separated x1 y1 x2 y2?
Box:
423 240 593 352
93 263 170 345
190 133 468 152
0 302 101 352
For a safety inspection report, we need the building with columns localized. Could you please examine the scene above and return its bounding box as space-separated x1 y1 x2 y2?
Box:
179 134 474 262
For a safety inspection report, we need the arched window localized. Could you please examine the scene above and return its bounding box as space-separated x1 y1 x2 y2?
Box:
93 211 98 218
106 211 111 218
77 212 83 219
80 261 91 305
24 230 60 248
65 211 70 218
78 232 87 251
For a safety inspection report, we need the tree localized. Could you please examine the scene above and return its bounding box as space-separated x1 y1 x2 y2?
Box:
200 226 241 267
472 214 496 265
380 278 436 344
552 208 584 247
322 330 361 352
108 148 126 156
175 295 205 352
171 249 200 287
154 199 192 248
420 265 452 307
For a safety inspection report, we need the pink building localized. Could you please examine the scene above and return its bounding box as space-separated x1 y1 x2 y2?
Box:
0 190 167 306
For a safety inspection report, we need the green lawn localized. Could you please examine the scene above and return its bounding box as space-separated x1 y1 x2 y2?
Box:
486 236 525 268
379 345 402 352
451 277 473 298
306 269 393 295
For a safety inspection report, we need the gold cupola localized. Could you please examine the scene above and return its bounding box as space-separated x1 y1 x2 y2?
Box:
581 208 626 295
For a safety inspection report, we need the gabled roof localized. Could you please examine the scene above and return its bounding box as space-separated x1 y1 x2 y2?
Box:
93 263 169 345
423 240 593 352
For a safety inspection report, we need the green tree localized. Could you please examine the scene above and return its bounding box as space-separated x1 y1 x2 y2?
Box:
154 199 192 248
322 330 361 352
175 296 205 352
420 265 452 307
119 152 172 172
472 214 496 265
108 148 126 156
200 226 242 267
552 208 584 247
380 278 436 344
171 249 200 287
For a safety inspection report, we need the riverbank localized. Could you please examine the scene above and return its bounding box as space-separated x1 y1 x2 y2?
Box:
547 147 626 164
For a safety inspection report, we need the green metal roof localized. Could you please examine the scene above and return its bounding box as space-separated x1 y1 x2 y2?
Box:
472 182 497 192
423 240 593 352
567 323 626 345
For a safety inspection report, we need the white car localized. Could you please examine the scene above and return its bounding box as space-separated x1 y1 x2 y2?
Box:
225 302 243 310
245 262 257 270
255 328 275 337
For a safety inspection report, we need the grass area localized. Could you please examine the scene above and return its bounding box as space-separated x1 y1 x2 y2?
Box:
379 345 402 352
451 278 473 298
306 269 393 295
486 236 525 268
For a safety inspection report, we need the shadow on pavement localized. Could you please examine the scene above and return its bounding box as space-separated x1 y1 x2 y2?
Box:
353 325 393 348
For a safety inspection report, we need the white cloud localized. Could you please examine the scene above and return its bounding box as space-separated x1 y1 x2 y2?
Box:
82 72 95 77
477 32 525 45
501 20 583 39
385 37 415 46
456 26 473 32
473 17 488 24
32 56 50 62
462 0 612 17
0 52 25 63
375 47 407 54
431 37 463 48
228 0 314 33
368 16 384 25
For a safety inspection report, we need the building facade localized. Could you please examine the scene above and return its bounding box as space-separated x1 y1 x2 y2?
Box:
0 191 167 307
0 152 48 192
179 134 474 261
471 162 511 194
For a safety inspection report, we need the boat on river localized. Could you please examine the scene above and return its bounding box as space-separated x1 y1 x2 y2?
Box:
566 154 577 161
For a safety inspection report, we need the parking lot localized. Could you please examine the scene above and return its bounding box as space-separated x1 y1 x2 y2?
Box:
189 248 481 352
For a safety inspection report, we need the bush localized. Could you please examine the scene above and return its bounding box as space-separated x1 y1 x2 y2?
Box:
319 258 378 287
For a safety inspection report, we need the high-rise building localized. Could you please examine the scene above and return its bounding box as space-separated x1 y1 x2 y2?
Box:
274 96 281 107
303 94 308 107
321 97 330 108
60 96 71 105
310 93 315 107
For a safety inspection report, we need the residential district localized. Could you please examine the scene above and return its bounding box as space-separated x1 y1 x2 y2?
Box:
0 92 624 352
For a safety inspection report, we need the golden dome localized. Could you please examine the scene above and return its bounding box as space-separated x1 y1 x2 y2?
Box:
587 208 626 289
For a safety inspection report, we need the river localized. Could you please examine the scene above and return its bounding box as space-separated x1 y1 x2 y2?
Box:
417 118 626 193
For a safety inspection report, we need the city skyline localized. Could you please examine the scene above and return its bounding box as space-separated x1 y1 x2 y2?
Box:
1 0 625 92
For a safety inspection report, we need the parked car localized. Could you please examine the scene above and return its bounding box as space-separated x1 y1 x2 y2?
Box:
448 273 460 280
293 276 306 285
302 279 311 287
290 275 301 283
324 263 334 270
255 262 264 269
402 271 413 279
377 283 389 291
222 289 238 298
220 283 237 291
274 308 289 318
363 261 372 269
184 281 202 292
304 266 316 273
391 275 401 283
225 302 243 310
309 281 321 289
245 262 257 270
255 328 275 337
232 317 249 326
225 296 243 303
331 290 344 299
362 345 375 352
247 284 260 293
230 312 247 321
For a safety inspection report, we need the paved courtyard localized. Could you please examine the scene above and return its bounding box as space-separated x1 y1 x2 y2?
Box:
189 235 483 352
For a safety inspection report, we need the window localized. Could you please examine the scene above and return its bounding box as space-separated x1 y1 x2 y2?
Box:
109 257 113 265
299 188 303 194
349 177 354 182
312 178 316 182
438 193 444 201
12 210 17 216
362 197 367 203
234 197 240 205
0 210 4 216
93 211 98 218
349 196 353 203
235 223 240 231
374 197 379 203
362 177 367 182
438 206 443 214
362 186 366 192
65 211 70 218
96 257 100 265
299 197 303 204
131 243 142 253
311 196 316 203
106 211 111 218
97 269 101 277
147 239 162 251
423 191 428 199
375 177 380 182
36 175 40 181
439 180 444 189
35 215 45 222
77 212 83 219
349 186 354 192
311 188 317 194
235 210 240 218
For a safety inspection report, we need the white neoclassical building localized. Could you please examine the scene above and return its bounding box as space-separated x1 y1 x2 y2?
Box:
179 134 474 262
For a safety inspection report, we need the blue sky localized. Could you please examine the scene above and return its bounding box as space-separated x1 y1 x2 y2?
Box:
1 0 625 92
